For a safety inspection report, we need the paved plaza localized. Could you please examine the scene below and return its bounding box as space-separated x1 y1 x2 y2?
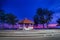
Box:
0 29 60 40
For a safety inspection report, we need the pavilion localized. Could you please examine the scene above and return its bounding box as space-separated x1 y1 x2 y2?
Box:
18 18 34 30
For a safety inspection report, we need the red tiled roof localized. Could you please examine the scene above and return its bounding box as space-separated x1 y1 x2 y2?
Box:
19 18 34 24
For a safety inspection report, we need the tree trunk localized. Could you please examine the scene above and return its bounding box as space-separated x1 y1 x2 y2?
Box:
46 22 49 28
12 25 15 29
2 23 4 30
47 23 48 28
43 24 44 28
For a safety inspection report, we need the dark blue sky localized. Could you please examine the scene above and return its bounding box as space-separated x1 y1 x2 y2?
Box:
1 0 60 23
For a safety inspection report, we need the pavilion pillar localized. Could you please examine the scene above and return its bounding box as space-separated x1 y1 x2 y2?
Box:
23 24 25 30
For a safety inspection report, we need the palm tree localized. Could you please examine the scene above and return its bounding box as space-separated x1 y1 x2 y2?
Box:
6 13 18 29
57 18 60 26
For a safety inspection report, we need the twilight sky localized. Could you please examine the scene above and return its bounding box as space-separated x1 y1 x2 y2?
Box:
0 0 60 23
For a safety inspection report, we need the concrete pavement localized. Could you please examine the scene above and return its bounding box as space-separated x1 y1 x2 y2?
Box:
0 29 60 37
0 29 60 40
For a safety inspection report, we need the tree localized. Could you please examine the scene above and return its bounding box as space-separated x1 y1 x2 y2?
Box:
34 8 45 28
0 10 6 29
43 9 53 28
57 18 60 26
6 13 18 28
33 8 53 28
34 14 39 26
0 10 6 22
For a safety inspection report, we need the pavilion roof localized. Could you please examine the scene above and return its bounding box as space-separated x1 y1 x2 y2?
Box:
18 18 34 24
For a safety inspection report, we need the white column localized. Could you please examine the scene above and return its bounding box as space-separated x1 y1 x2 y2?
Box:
29 24 31 27
23 24 25 30
29 24 33 30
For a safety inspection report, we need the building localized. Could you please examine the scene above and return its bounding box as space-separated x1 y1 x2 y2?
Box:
18 18 34 30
